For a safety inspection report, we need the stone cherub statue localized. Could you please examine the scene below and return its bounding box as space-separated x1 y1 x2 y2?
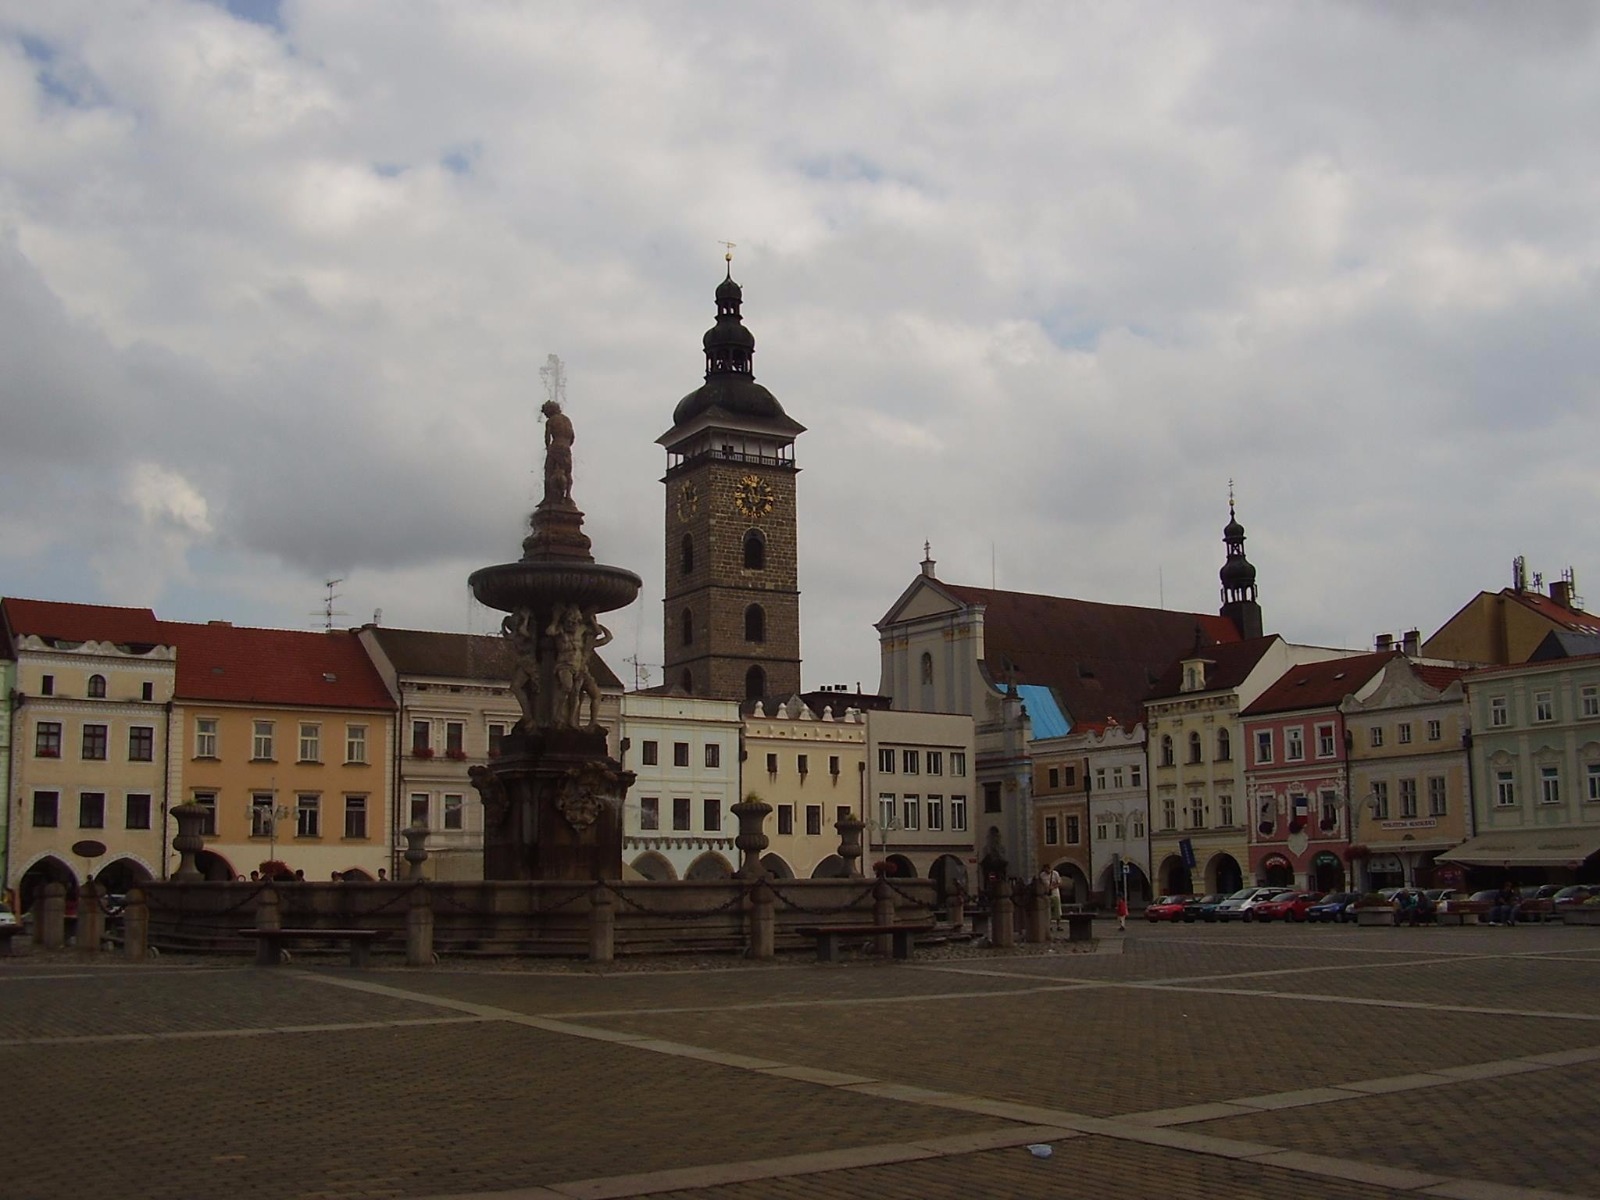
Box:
547 601 612 728
542 399 574 505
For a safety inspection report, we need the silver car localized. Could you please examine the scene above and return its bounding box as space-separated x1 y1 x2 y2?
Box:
1213 886 1281 922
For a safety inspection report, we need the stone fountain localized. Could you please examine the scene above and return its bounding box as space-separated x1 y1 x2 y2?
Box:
467 387 640 880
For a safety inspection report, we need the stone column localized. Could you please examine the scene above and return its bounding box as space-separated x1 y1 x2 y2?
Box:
77 879 105 955
748 878 775 960
403 824 430 881
990 880 1014 949
1027 879 1049 944
123 888 149 962
834 809 866 878
873 874 895 957
255 885 282 931
170 803 209 882
732 793 773 879
406 884 435 967
39 882 66 950
588 884 615 963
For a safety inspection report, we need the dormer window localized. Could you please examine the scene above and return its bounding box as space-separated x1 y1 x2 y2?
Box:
1180 659 1207 693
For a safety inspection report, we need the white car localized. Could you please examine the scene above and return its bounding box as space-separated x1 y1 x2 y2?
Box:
1213 886 1281 922
0 901 17 927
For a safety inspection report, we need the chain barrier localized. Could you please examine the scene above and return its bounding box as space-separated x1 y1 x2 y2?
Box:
603 883 745 920
768 883 876 916
882 877 936 909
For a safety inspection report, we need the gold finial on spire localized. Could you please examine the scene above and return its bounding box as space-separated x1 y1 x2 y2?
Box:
718 240 737 270
1228 478 1236 516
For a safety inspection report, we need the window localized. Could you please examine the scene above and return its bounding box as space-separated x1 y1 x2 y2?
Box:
673 742 690 768
902 749 919 774
1583 686 1599 719
40 674 53 696
1113 767 1125 788
1534 691 1555 723
1428 776 1447 817
950 795 968 831
1397 723 1413 745
87 673 106 698
445 722 464 756
1317 724 1336 758
902 795 919 830
829 755 840 776
1189 796 1204 829
35 721 61 758
32 791 58 828
983 782 1002 813
410 793 430 828
441 794 464 831
920 651 933 684
680 534 694 575
1131 813 1145 839
1065 815 1080 843
343 795 367 839
126 793 151 830
299 723 321 763
126 725 154 762
1160 735 1174 767
1162 798 1176 830
78 792 105 829
878 748 895 773
1188 732 1203 764
744 604 765 643
1096 820 1107 842
1541 766 1561 805
82 724 108 761
1063 765 1077 787
193 791 218 836
141 681 153 701
927 751 942 775
488 723 506 756
878 794 895 830
672 797 691 831
1095 767 1106 791
297 794 321 837
704 799 721 831
1285 728 1304 761
642 740 659 766
1044 815 1059 844
1372 781 1390 819
950 752 967 777
345 724 367 764
927 796 943 831
1047 767 1059 789
253 720 275 761
1399 778 1418 818
805 805 822 836
1490 697 1508 727
704 742 720 768
411 720 431 754
777 804 794 835
680 607 695 646
1427 719 1442 741
797 753 809 775
1130 763 1143 787
1216 729 1231 762
1320 791 1338 828
1218 794 1234 826
1255 730 1272 765
1496 771 1516 807
766 752 778 774
251 795 275 837
1588 764 1600 803
1369 726 1384 749
639 797 660 831
743 530 765 570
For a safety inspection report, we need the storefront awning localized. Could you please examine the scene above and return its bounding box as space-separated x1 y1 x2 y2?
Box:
1439 829 1600 868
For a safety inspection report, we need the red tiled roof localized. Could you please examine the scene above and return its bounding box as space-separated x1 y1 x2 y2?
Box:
1242 651 1397 716
166 622 394 711
1147 635 1282 701
1413 663 1466 691
366 625 624 690
941 583 1244 726
2 598 166 647
1508 589 1600 635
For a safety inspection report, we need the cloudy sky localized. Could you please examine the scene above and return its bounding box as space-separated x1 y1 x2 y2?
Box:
2 1 1597 692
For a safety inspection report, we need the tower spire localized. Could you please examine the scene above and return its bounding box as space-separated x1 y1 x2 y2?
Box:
1219 485 1262 638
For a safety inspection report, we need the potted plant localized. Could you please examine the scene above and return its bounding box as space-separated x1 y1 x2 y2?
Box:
412 746 434 759
1353 891 1395 926
1564 895 1600 926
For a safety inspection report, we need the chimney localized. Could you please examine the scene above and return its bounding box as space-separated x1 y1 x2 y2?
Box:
1401 629 1420 656
1375 633 1394 652
1550 579 1572 609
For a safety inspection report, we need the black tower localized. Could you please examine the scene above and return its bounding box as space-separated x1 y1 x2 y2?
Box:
1220 488 1263 639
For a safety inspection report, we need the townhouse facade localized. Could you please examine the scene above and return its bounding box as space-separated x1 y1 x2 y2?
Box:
1081 721 1151 904
0 639 12 890
742 696 867 879
617 692 742 880
863 707 975 901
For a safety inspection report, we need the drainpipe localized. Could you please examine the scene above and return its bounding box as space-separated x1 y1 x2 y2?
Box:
5 688 19 903
391 700 403 880
161 698 174 880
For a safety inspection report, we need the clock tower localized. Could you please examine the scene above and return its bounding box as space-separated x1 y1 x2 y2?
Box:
659 265 804 701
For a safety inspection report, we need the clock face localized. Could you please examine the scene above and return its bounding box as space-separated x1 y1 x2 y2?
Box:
733 474 774 518
676 482 699 522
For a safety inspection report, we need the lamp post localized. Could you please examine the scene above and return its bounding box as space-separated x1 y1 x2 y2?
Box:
251 801 291 870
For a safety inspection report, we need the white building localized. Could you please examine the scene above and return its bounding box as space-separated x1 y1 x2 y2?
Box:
618 692 743 880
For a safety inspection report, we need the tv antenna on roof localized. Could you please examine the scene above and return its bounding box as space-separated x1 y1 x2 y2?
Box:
313 578 348 631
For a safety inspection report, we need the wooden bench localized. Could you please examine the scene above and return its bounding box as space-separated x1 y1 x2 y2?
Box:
241 928 388 968
0 926 24 956
795 923 936 963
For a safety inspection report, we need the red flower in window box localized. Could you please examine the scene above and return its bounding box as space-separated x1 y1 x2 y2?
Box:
1344 843 1370 862
37 748 59 758
445 748 467 761
1289 816 1307 835
412 746 434 759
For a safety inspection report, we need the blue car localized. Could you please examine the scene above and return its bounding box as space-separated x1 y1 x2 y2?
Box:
1306 891 1358 923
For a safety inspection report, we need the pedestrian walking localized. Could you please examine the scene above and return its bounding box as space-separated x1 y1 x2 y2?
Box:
1038 864 1063 929
1116 894 1129 931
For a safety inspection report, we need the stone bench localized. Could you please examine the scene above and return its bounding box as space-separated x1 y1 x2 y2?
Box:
795 923 935 963
241 928 389 968
1434 910 1481 926
1062 912 1096 942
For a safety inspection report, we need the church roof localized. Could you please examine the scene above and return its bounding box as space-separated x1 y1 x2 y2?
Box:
1146 635 1282 701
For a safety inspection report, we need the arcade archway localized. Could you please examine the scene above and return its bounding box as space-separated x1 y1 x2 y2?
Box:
685 852 733 881
1204 853 1243 894
1157 855 1192 896
630 852 677 881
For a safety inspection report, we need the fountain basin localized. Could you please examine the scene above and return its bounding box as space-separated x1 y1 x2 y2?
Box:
469 560 641 616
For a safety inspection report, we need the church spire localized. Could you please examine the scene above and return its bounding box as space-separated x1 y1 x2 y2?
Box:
703 255 755 379
1220 482 1262 638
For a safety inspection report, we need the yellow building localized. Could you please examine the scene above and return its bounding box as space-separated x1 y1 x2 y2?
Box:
1424 569 1600 666
169 621 395 881
741 696 866 878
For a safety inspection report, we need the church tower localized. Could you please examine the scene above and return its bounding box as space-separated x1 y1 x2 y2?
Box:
659 263 804 701
1219 487 1263 639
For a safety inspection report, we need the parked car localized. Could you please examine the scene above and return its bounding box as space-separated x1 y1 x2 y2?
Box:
1425 888 1462 912
1182 893 1228 922
1553 885 1598 911
1515 884 1564 922
1252 890 1323 922
0 901 17 928
1213 886 1280 921
1144 895 1191 922
1306 891 1359 923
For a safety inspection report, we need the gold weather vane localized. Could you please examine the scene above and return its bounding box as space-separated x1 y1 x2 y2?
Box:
718 239 736 266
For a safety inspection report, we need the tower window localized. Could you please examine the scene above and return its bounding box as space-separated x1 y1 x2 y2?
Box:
743 530 765 570
681 534 694 576
679 669 693 694
745 665 767 701
681 609 694 646
744 604 765 643
920 652 933 685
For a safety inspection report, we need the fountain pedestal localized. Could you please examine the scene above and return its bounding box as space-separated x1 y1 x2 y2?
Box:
478 728 627 881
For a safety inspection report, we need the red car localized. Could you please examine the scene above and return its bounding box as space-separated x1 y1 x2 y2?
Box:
1144 894 1191 922
1251 890 1322 922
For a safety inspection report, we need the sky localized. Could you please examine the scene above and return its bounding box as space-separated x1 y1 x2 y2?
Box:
2 1 1598 694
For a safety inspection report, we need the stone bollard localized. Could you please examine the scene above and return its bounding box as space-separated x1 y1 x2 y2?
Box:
873 875 895 957
406 883 435 967
77 880 106 955
123 889 149 962
949 886 966 933
748 878 775 960
39 882 67 950
588 885 615 963
255 885 282 930
990 882 1015 949
1027 881 1050 945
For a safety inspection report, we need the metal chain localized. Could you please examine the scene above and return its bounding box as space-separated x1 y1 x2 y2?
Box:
768 883 876 915
604 883 745 919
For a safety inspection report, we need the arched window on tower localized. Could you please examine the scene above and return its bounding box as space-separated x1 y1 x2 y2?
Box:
87 674 107 698
743 530 765 570
681 609 694 646
744 605 765 643
920 652 934 685
745 665 766 702
679 669 693 694
681 534 694 576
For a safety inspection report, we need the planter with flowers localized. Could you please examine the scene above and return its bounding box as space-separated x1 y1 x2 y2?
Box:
445 748 467 761
1353 891 1396 926
1563 895 1600 926
412 746 434 760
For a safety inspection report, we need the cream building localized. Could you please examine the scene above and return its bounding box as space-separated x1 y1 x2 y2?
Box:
863 708 975 900
618 691 742 880
742 696 867 879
